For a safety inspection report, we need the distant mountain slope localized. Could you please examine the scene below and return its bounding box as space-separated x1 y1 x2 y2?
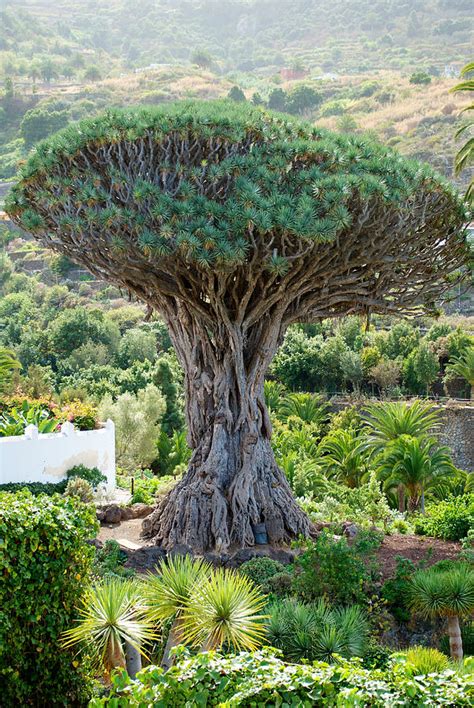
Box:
1 0 472 76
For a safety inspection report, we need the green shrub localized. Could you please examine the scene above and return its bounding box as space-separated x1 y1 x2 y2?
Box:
0 480 67 495
292 530 381 606
414 495 474 541
239 557 287 592
90 649 474 706
0 491 98 704
67 463 106 489
65 476 94 503
382 556 417 623
93 539 135 579
392 646 449 675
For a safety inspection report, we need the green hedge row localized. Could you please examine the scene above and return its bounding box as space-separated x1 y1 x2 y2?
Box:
0 491 98 704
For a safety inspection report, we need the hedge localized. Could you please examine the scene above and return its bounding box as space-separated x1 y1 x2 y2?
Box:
91 649 474 707
0 491 99 704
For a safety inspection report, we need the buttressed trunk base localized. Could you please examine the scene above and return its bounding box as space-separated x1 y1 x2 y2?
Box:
143 310 310 553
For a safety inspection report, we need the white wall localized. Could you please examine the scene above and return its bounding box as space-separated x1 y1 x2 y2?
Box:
0 419 116 489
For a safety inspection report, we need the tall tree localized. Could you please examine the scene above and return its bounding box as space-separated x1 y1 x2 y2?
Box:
6 101 468 552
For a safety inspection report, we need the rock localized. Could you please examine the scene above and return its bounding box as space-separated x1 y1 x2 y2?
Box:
119 506 134 521
228 546 296 568
168 543 194 558
96 508 106 522
125 503 154 520
104 504 122 524
342 522 360 539
124 545 167 572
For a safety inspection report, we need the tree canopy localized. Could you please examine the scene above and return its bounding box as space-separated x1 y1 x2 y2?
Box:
6 100 468 325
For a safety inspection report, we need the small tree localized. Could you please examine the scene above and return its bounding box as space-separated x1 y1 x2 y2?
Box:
409 564 474 660
99 384 165 470
268 87 287 111
228 86 246 102
369 359 401 397
413 342 439 396
190 49 212 70
83 65 102 82
7 101 468 552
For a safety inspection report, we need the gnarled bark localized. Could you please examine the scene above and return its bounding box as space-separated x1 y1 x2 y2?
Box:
143 304 309 552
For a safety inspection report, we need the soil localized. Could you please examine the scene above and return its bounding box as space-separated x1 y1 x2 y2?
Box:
376 534 461 580
98 518 144 546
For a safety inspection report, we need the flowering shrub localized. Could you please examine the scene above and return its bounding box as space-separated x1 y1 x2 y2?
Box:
90 649 474 706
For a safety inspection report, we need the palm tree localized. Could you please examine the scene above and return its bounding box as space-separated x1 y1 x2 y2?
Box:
377 435 455 512
0 347 21 393
62 578 157 679
409 564 474 660
362 400 440 452
144 555 211 669
279 392 328 425
181 567 267 652
447 348 474 399
318 428 369 488
450 61 474 203
263 380 286 413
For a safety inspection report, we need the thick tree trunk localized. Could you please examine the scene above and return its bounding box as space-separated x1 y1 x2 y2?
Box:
447 615 463 661
143 307 310 553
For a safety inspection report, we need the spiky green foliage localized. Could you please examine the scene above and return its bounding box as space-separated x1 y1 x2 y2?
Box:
265 598 368 663
144 555 212 624
6 100 468 321
447 347 474 392
318 428 369 488
279 392 329 425
451 61 474 203
377 435 456 511
0 347 21 393
362 400 441 452
181 567 267 652
61 578 157 673
393 646 450 676
409 565 474 621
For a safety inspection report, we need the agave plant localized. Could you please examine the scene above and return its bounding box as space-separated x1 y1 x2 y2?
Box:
409 564 474 661
62 578 157 679
377 435 456 513
144 555 211 668
181 567 268 652
265 598 368 663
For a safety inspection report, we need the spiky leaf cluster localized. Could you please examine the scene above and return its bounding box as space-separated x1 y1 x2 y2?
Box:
6 100 468 321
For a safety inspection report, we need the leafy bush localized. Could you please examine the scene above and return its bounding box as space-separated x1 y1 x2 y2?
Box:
67 463 106 489
56 399 98 430
239 557 287 593
292 530 381 606
414 495 474 541
392 646 449 675
382 556 417 623
93 540 135 579
90 649 474 706
0 480 67 495
65 476 94 503
0 491 98 704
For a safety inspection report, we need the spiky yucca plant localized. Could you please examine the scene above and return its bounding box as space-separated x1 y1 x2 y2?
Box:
409 564 474 661
144 555 211 668
62 578 157 679
181 567 267 652
265 598 368 663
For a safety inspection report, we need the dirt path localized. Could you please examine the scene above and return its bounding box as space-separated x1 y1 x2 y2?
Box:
98 518 144 546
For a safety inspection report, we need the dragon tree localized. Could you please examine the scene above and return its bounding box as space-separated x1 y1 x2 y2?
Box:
7 101 468 553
